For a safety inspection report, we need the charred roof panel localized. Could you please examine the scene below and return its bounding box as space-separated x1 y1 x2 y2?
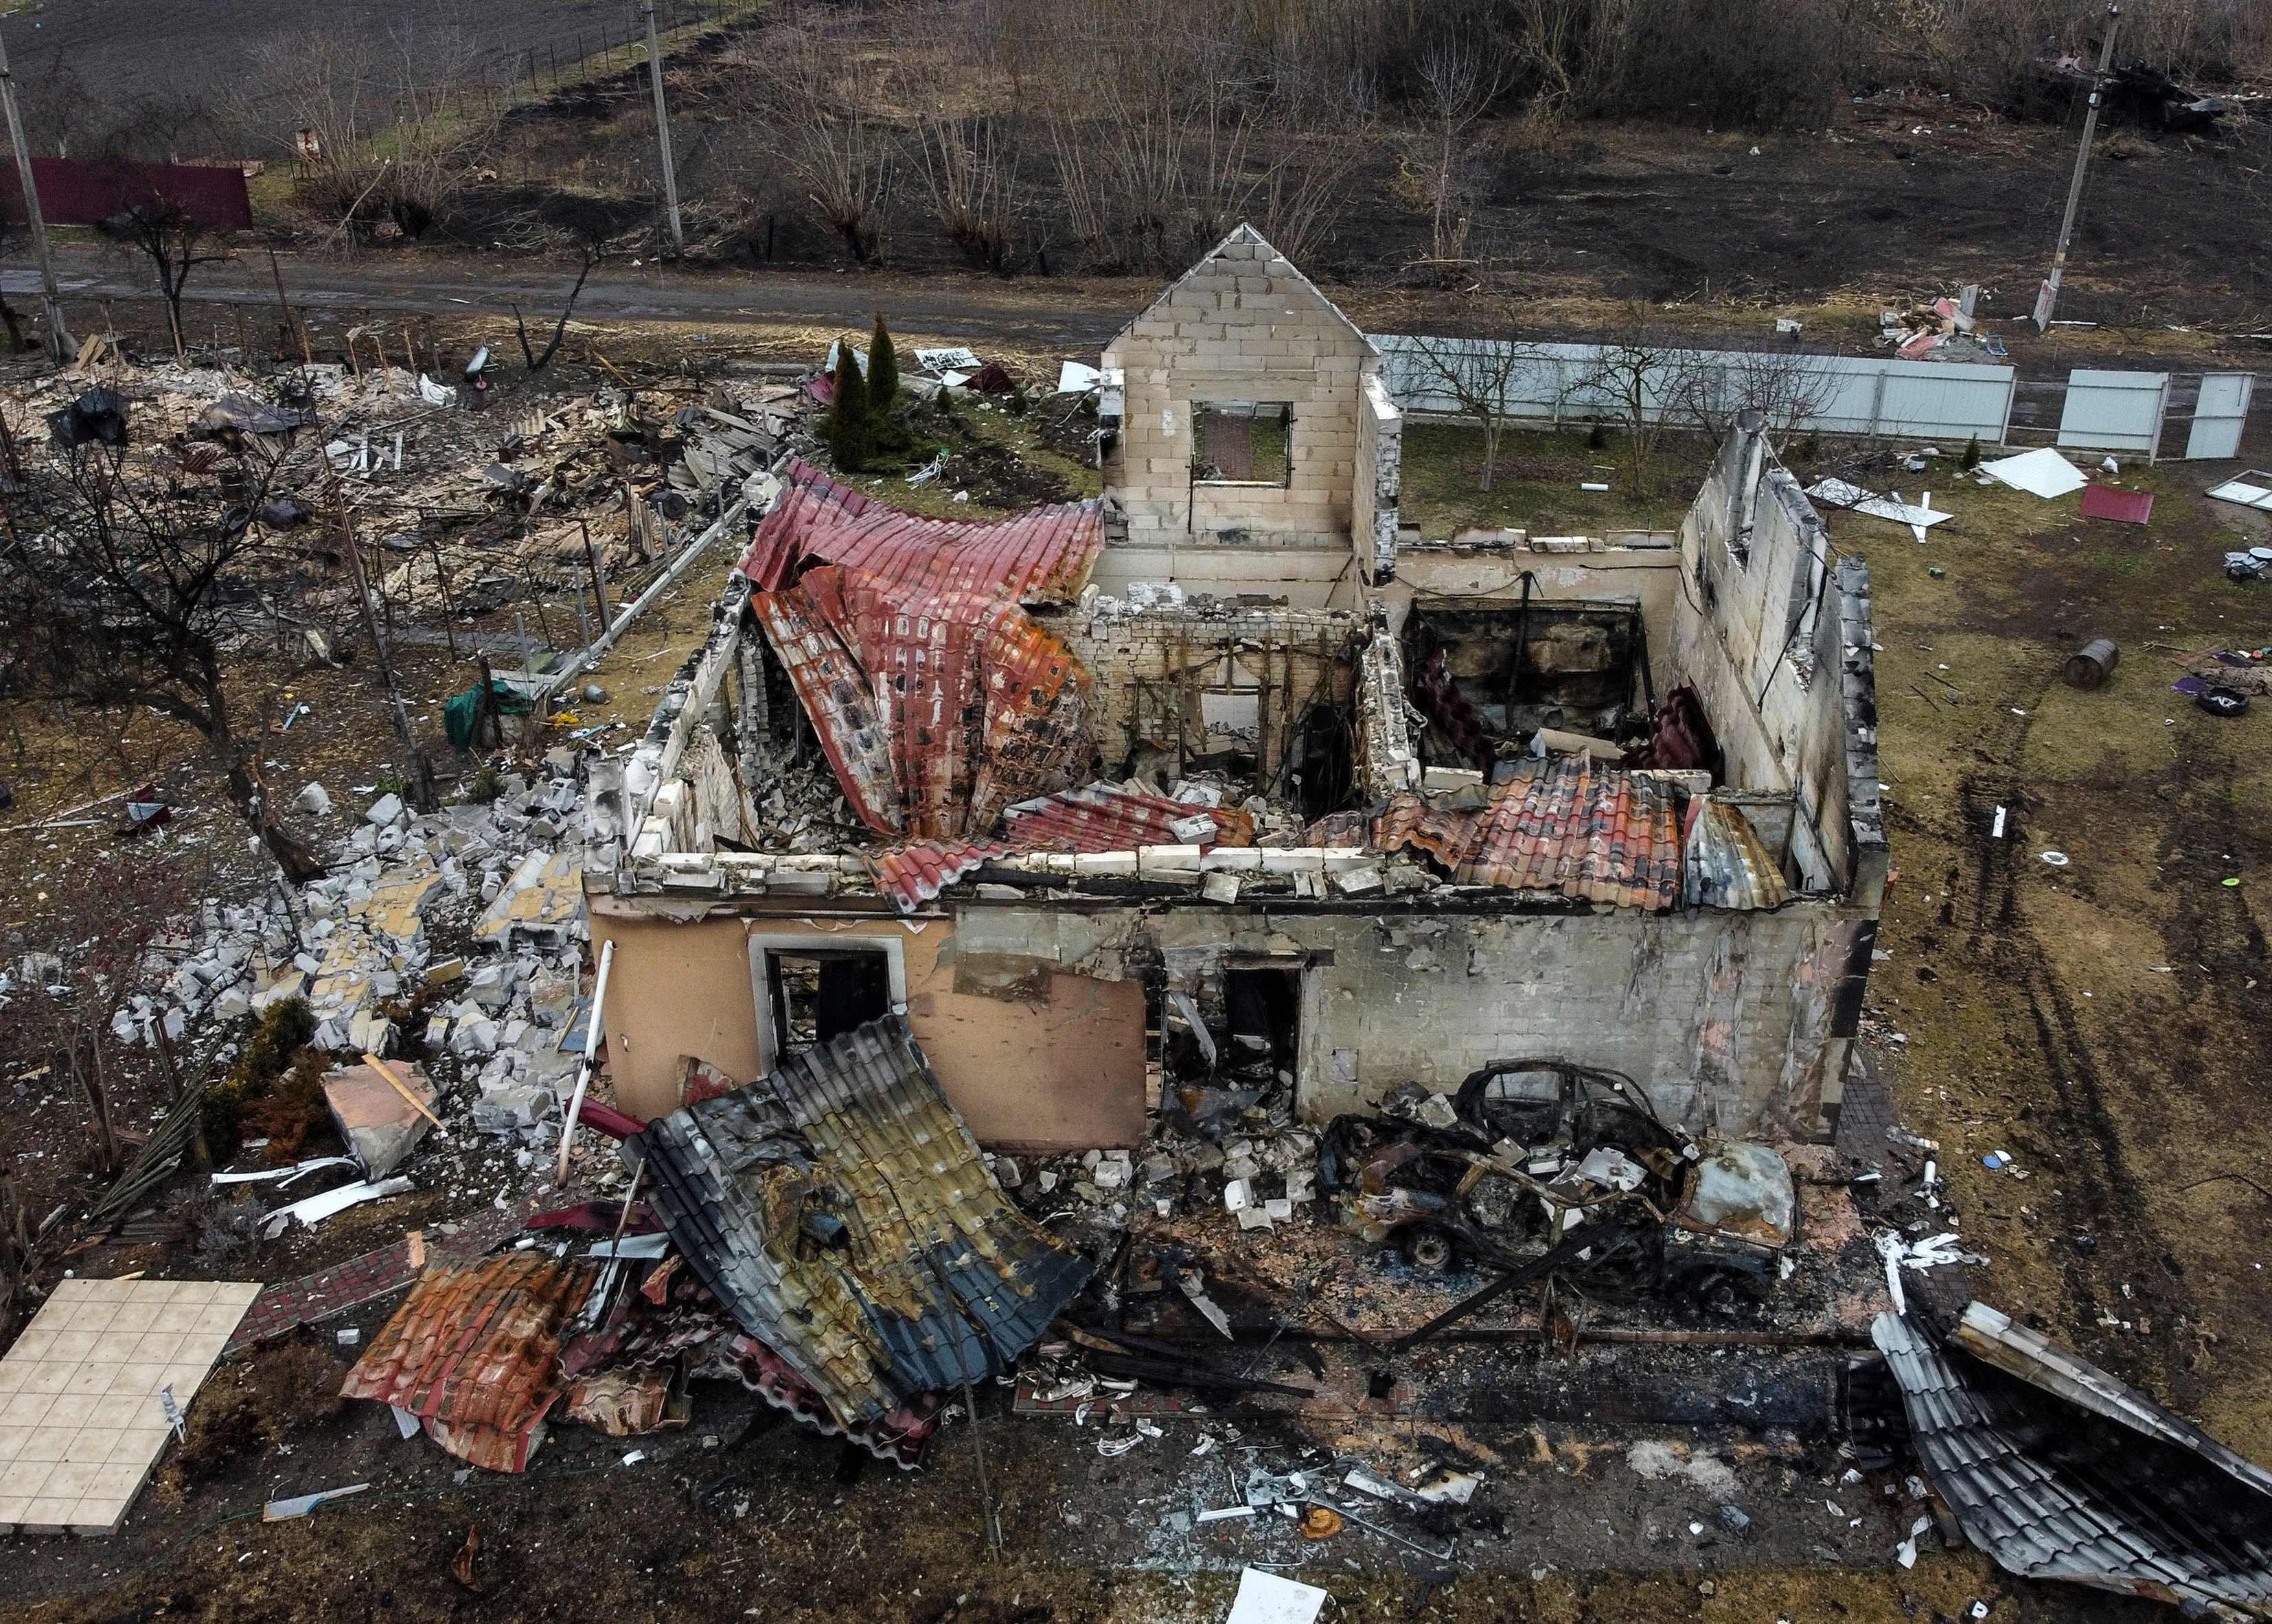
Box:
1682 798 1791 911
1874 1306 2272 1618
622 1017 1092 1454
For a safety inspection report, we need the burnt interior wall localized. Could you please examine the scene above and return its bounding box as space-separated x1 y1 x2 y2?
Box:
1055 597 1364 801
943 899 1870 1141
1404 599 1650 754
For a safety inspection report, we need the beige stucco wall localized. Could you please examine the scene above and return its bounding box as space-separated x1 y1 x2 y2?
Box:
1103 229 1377 548
587 908 1149 1151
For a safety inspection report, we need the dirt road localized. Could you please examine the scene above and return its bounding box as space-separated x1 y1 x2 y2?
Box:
12 239 2258 385
1 243 1143 353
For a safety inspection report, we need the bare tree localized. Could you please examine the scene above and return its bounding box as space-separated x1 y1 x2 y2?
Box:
100 93 218 165
221 26 494 242
512 251 600 374
1398 321 1538 491
15 51 96 159
727 14 897 264
1403 39 1508 281
1507 0 1637 128
900 3 1026 271
0 439 325 880
507 200 617 372
913 112 1020 271
1041 10 1370 273
95 198 231 363
1670 344 1841 448
1572 304 1700 497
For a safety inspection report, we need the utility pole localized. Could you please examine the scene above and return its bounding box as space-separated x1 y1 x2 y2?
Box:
642 3 685 257
2034 3 2122 333
0 25 72 365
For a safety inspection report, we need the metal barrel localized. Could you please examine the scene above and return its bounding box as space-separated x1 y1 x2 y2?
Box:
2063 638 2119 690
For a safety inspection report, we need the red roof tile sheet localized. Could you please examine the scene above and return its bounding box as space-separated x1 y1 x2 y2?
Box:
867 837 1009 912
748 464 1104 840
1375 755 1682 911
340 1253 599 1473
866 786 1255 912
739 457 1103 604
1002 785 1255 853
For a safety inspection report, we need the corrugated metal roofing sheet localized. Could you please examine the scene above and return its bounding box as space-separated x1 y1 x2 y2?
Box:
865 786 1256 912
341 1253 599 1473
868 837 1010 912
1874 1308 2272 1618
1373 756 1681 911
1681 798 1791 910
622 1016 1091 1461
753 566 1094 840
2079 483 2155 525
1002 784 1255 853
747 464 1103 841
738 457 1103 604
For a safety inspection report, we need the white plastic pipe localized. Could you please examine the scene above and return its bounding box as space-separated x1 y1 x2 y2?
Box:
553 939 616 1187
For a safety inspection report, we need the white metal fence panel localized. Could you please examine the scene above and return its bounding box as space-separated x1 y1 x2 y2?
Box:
2184 373 2256 461
1370 336 2015 445
2056 369 2168 456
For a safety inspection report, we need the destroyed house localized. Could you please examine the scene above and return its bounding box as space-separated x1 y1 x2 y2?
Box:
584 230 1885 1154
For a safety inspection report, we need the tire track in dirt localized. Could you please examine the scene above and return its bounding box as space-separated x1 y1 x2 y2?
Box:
1938 691 2188 1396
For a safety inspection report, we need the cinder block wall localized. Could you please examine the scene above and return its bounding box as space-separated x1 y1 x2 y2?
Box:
1671 426 1885 892
1053 599 1364 780
1355 374 1403 582
1103 231 1377 549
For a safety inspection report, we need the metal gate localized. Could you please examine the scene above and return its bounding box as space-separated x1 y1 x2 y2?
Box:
2056 369 2170 459
2181 374 2256 460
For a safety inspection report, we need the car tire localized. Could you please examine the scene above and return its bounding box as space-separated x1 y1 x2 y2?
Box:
1401 1223 1456 1272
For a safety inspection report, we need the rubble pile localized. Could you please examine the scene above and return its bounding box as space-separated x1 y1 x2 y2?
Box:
113 753 601 1162
739 744 871 854
10 347 800 687
1876 297 2000 364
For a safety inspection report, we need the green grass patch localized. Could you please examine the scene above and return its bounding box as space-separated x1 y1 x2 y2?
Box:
1397 420 1712 539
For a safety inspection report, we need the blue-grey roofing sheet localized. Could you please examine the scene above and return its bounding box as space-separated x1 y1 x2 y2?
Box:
1874 1310 2272 1617
623 1016 1091 1441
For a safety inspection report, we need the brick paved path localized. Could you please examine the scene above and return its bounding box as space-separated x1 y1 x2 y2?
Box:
222 1202 531 1355
1835 1049 1896 1162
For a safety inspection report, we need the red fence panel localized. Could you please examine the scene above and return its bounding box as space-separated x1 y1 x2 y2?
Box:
0 157 253 230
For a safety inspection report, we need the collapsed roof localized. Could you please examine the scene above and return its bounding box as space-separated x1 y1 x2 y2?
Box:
621 1016 1092 1463
742 459 1105 840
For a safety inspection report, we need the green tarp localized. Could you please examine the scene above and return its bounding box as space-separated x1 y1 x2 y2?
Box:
444 680 532 750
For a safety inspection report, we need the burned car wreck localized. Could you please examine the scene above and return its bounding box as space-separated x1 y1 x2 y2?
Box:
1322 1060 1796 1305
